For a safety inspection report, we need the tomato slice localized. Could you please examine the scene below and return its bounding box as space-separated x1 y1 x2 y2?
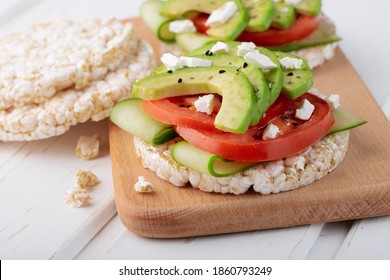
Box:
143 93 292 131
175 93 334 162
192 13 321 46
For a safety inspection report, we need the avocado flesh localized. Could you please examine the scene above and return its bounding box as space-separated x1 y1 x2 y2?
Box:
154 54 270 125
295 0 322 16
161 0 249 40
269 15 340 52
132 66 256 134
274 51 312 99
243 0 275 31
271 2 296 29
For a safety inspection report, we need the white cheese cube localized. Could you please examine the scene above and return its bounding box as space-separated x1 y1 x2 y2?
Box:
279 57 303 69
169 19 196 33
244 51 277 69
210 41 229 54
285 0 301 6
237 41 257 56
263 123 280 140
194 94 215 115
180 56 212 68
327 94 341 109
161 53 183 71
295 99 315 120
205 1 238 27
134 176 153 193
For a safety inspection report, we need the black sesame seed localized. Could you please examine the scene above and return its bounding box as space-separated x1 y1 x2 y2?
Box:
178 78 183 83
292 122 299 127
205 50 210 55
219 70 226 74
167 70 173 74
243 62 248 68
287 72 294 76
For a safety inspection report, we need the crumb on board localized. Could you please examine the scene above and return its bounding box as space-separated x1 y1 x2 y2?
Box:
134 176 154 193
75 134 101 160
76 170 99 188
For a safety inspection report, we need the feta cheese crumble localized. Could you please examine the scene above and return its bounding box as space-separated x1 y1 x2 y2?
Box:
295 99 315 120
210 41 229 54
327 94 340 109
237 42 257 57
134 176 154 193
285 0 301 6
180 57 212 68
244 51 277 69
169 19 196 34
205 1 238 27
161 53 183 71
194 94 215 115
263 123 280 140
279 57 303 69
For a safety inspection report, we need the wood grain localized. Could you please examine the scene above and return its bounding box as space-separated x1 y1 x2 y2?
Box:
109 19 390 239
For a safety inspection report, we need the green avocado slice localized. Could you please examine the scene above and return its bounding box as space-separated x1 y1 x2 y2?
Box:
243 0 275 31
160 0 249 40
271 2 296 29
132 66 256 134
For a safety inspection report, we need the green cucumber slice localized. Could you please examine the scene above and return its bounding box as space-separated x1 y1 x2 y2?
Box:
295 0 322 16
243 0 275 31
175 32 215 53
109 98 177 145
272 2 296 29
171 141 257 177
328 107 367 136
269 16 341 52
274 51 313 99
140 0 176 42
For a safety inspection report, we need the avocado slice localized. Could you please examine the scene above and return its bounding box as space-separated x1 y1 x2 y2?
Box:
160 0 249 40
274 51 313 99
295 0 322 16
243 0 275 31
175 32 216 53
271 2 296 30
132 66 256 134
154 54 270 125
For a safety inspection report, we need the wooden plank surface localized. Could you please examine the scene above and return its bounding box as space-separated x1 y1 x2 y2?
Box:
109 20 390 239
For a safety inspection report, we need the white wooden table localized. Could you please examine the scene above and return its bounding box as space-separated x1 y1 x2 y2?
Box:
1 0 389 260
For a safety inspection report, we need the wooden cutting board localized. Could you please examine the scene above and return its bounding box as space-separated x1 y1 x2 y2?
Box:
109 18 390 238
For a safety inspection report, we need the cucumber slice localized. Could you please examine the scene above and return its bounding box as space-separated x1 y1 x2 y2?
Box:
328 107 367 136
140 0 176 42
243 0 275 31
109 98 177 145
171 141 257 177
270 16 341 52
274 51 313 99
175 32 215 53
271 2 296 29
295 0 322 16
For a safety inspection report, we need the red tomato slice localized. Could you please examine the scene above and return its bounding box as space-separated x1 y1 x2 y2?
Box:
175 93 334 162
143 94 292 131
192 13 321 46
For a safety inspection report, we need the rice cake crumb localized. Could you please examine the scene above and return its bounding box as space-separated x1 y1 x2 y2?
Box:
134 176 154 193
76 170 99 188
64 187 91 208
75 134 101 160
